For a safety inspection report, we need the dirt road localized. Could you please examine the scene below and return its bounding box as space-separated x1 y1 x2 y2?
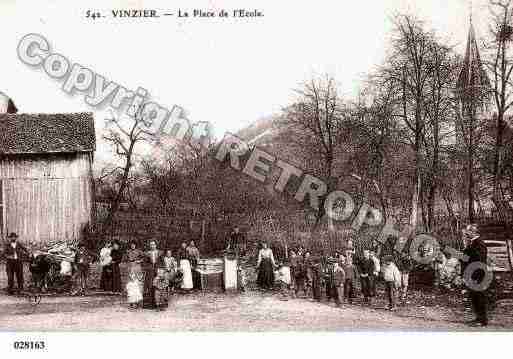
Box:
1 290 512 331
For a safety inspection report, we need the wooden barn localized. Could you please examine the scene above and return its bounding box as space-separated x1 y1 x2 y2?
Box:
0 112 96 245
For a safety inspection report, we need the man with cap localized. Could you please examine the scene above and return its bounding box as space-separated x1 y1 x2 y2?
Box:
2 232 29 294
461 223 489 327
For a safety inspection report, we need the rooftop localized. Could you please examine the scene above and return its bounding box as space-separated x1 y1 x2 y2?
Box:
0 112 96 154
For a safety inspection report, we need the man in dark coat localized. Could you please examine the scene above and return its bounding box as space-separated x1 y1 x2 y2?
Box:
2 232 29 294
461 224 489 327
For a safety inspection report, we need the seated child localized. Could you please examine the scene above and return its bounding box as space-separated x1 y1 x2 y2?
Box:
153 268 169 311
126 272 143 309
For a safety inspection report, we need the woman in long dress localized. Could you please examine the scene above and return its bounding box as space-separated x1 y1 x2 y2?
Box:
99 241 113 291
125 242 144 280
257 242 276 290
142 240 162 308
178 242 193 290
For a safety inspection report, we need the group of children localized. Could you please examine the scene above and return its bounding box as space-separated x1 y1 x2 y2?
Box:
276 244 412 311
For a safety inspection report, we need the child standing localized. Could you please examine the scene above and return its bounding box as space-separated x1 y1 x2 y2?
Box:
153 268 169 311
237 265 247 292
343 256 357 304
74 244 91 296
382 255 401 311
331 259 346 307
126 272 143 309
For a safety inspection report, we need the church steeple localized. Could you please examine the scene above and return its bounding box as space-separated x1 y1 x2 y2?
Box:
456 19 490 94
456 14 490 117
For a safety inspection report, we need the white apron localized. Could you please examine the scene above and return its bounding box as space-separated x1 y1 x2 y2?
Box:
180 259 193 289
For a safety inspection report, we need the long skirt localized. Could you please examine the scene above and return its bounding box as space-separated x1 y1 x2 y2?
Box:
257 258 275 289
128 262 143 280
180 259 193 289
100 265 113 291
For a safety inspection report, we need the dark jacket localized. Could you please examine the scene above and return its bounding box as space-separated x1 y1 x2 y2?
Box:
462 237 488 284
110 249 123 265
3 242 29 261
358 257 375 276
227 232 245 250
398 254 415 273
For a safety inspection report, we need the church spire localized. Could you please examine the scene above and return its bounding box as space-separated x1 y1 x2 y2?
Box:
456 13 490 98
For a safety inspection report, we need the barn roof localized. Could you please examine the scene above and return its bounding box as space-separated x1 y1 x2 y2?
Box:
0 112 95 154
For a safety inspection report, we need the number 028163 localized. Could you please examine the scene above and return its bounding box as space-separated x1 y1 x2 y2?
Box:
13 341 46 350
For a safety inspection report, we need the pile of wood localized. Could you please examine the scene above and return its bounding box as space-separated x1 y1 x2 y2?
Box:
35 240 78 264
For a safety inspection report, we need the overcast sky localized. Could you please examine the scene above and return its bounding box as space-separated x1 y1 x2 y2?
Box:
0 0 491 162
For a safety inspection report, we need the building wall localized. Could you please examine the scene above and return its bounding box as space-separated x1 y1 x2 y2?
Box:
0 152 93 245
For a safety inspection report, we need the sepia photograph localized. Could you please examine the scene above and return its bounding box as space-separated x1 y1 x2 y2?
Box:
1 0 513 356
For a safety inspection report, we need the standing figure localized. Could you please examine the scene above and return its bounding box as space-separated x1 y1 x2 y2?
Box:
310 258 323 301
126 272 143 309
2 233 29 294
344 239 356 264
178 242 193 290
110 241 123 293
186 241 200 268
289 250 300 297
153 267 170 311
382 255 401 310
324 257 334 302
142 239 163 308
331 259 346 307
343 256 357 304
227 226 246 256
99 241 113 291
163 249 178 289
397 238 414 301
358 250 376 304
256 242 276 290
125 242 144 280
74 243 92 295
303 251 313 296
370 251 381 297
461 224 489 327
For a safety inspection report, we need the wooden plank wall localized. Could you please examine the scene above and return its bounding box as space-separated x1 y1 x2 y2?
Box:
0 153 93 245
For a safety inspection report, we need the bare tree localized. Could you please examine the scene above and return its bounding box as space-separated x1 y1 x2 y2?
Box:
485 0 513 216
103 110 154 224
280 75 347 223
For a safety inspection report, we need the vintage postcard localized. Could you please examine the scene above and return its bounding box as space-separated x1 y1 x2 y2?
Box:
1 0 513 355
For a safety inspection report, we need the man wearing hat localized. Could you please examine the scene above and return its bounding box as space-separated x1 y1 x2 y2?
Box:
461 224 489 327
2 232 29 294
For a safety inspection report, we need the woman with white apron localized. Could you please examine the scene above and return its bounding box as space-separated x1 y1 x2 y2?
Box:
179 242 193 290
